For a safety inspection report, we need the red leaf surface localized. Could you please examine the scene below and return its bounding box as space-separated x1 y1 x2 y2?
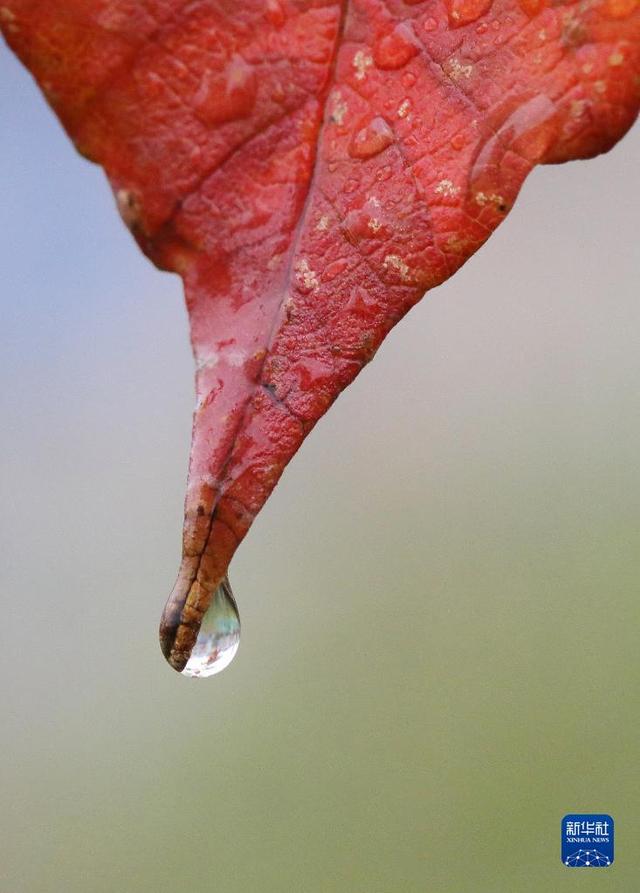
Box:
2 0 638 671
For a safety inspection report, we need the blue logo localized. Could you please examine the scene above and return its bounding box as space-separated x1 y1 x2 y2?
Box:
561 814 614 867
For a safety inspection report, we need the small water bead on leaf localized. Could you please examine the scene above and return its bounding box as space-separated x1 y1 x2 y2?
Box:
180 577 241 678
264 0 286 27
469 95 557 216
194 54 258 127
373 22 420 70
446 0 494 27
349 116 395 159
402 70 417 89
344 196 389 242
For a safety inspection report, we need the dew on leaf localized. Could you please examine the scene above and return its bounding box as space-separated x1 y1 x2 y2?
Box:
469 95 557 210
446 0 493 28
265 0 285 28
373 22 420 70
349 116 395 159
194 54 258 126
2 0 637 682
402 70 417 88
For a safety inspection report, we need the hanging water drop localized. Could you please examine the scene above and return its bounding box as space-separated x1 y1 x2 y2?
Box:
181 576 241 678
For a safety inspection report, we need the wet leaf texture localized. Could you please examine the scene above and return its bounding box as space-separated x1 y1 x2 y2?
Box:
2 0 638 668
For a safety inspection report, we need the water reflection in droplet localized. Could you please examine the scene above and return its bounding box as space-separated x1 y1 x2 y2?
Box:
182 576 240 678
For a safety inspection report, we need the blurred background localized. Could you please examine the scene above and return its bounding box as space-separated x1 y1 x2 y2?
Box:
1 43 639 893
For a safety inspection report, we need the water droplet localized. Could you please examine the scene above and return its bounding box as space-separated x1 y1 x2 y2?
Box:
402 70 417 88
446 0 493 27
373 22 420 70
194 54 257 126
349 117 395 159
296 356 334 390
517 0 546 16
265 0 286 27
181 577 241 678
344 197 387 242
469 95 557 213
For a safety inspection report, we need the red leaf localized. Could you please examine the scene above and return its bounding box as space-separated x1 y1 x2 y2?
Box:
2 0 638 672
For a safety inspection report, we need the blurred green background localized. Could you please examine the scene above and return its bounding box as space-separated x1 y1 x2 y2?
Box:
1 44 639 893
